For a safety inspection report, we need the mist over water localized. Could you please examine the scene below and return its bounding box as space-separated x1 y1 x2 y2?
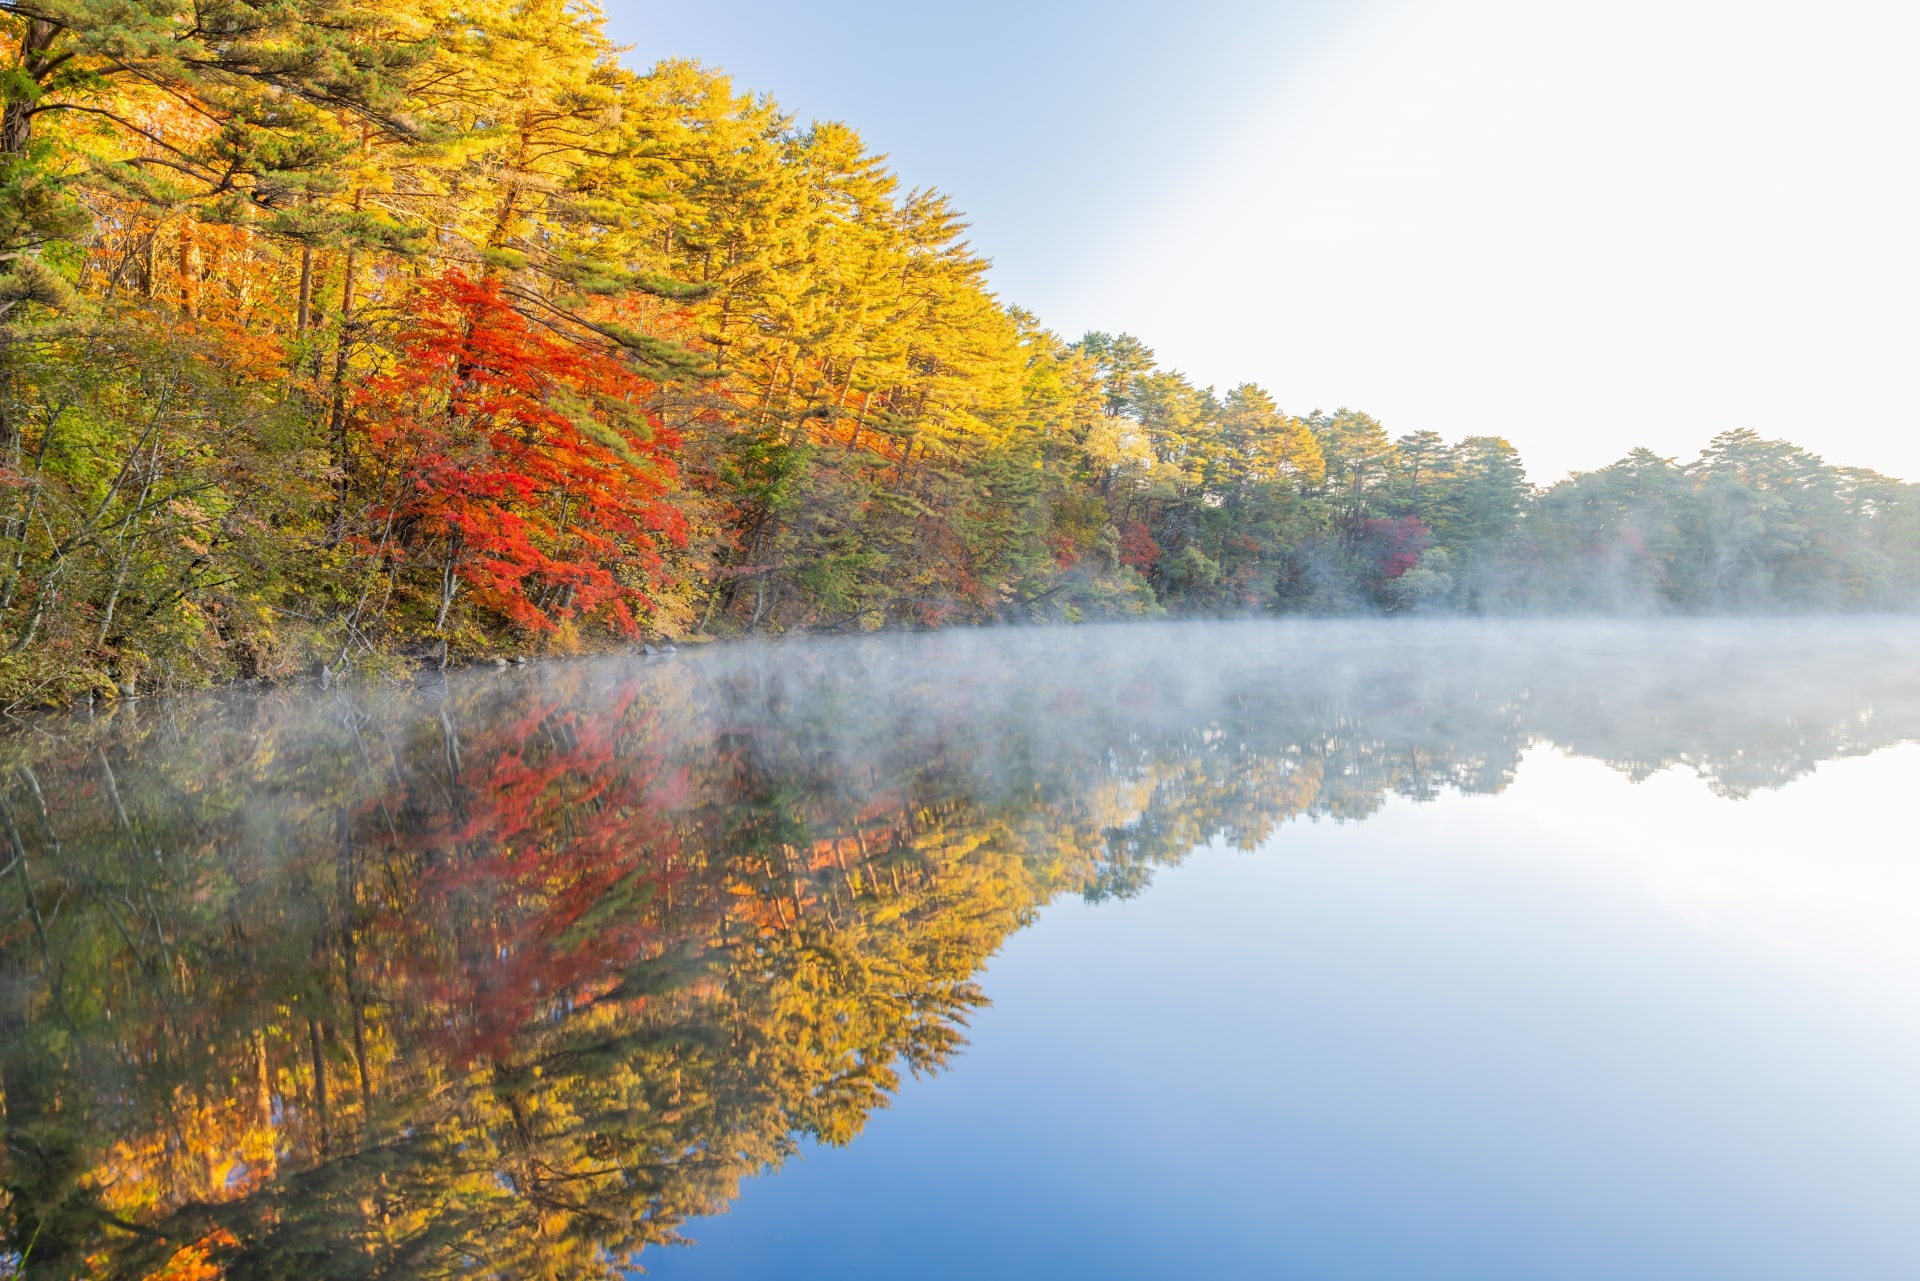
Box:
4 619 1918 1278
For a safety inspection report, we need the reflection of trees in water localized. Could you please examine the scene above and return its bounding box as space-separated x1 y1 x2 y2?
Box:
3 622 1915 1276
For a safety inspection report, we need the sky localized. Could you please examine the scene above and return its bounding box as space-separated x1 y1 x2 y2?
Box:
603 0 1920 484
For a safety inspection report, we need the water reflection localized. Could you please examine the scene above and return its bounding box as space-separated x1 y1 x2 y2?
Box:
2 621 1916 1278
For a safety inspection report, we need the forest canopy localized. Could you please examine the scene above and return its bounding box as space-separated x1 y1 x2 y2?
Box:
0 0 1915 703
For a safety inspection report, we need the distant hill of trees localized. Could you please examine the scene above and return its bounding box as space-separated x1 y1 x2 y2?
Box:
0 0 1914 703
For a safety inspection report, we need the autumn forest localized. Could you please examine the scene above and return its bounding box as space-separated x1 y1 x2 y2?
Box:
0 0 1915 707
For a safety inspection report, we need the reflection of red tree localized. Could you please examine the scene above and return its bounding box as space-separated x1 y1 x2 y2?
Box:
369 691 703 1065
355 676 970 1072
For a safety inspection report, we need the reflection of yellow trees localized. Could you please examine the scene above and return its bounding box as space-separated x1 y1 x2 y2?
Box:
2 673 1083 1276
5 623 1920 1276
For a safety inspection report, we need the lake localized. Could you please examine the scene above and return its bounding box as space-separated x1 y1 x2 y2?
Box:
3 620 1918 1279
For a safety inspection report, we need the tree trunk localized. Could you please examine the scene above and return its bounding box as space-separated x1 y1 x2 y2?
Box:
435 532 463 632
308 1016 329 1149
326 248 359 540
0 21 57 158
255 1030 273 1129
95 433 163 648
177 222 201 318
296 245 314 336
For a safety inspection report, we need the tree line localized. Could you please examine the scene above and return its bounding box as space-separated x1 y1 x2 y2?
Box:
0 0 1915 703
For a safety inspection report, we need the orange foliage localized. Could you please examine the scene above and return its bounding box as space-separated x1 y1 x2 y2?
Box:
146 1228 240 1281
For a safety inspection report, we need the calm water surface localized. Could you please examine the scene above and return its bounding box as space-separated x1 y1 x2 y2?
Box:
3 621 1917 1279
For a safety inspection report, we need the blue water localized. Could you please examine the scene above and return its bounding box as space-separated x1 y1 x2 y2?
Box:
13 620 1918 1278
641 747 1920 1280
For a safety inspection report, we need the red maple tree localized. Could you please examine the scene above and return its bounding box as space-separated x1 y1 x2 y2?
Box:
1118 521 1161 574
358 274 687 636
1356 516 1432 580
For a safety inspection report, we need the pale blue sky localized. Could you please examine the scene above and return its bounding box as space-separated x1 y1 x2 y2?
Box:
603 1 1920 483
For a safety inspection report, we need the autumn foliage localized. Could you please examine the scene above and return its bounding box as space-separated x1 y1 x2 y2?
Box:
358 275 684 639
0 0 1914 703
1356 516 1433 580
